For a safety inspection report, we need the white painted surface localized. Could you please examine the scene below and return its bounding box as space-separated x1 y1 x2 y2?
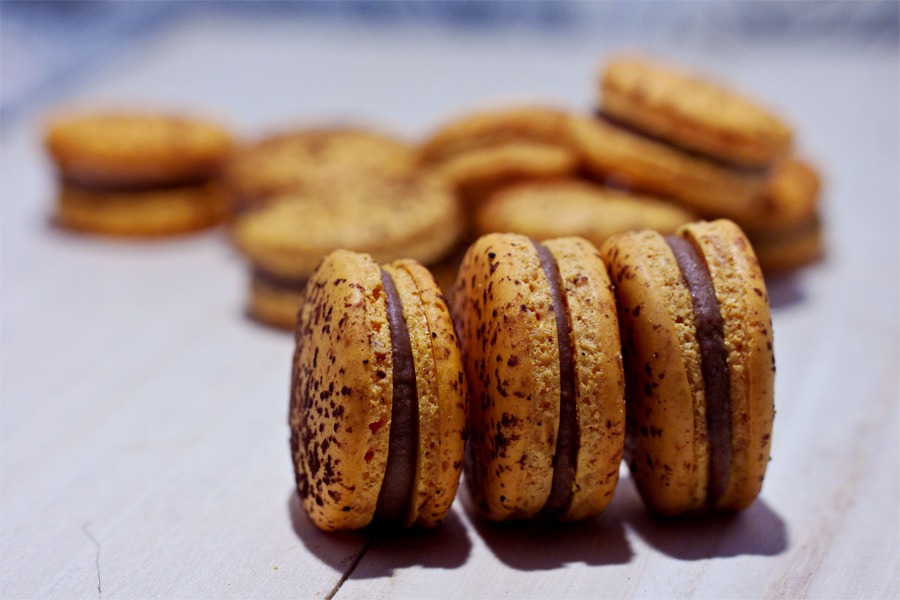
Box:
2 14 898 600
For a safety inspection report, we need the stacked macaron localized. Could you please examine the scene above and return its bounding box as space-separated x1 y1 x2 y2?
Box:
225 128 464 329
575 54 824 273
419 106 698 253
289 220 776 529
44 111 234 236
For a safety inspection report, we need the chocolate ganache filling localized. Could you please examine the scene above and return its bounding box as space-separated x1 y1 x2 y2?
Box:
372 269 419 524
664 236 732 505
531 241 579 515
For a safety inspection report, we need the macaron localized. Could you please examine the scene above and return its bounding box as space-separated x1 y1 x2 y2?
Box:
600 219 775 516
44 111 235 188
452 233 625 522
475 179 696 247
290 250 468 531
419 106 580 208
232 170 464 329
566 112 770 223
43 111 234 236
601 55 792 168
55 181 230 237
224 127 418 209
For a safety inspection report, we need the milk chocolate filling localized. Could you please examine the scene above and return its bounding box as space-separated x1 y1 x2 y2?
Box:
665 236 732 505
531 241 579 516
594 109 770 174
372 269 419 524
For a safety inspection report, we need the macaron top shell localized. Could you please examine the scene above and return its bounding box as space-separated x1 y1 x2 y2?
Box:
44 111 234 187
541 237 625 521
475 179 696 246
233 172 463 279
602 228 710 514
419 106 574 164
291 250 393 531
226 128 417 203
601 56 792 167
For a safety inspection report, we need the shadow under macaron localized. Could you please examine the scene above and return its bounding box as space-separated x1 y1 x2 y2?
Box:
616 475 789 560
288 490 473 579
459 481 634 570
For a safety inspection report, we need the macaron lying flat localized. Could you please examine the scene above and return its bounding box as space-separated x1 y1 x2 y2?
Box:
601 55 792 168
601 220 775 516
567 113 769 223
44 111 235 188
44 111 234 236
233 171 463 329
419 106 580 207
475 179 696 247
225 127 417 208
452 233 625 522
290 250 467 531
56 181 230 237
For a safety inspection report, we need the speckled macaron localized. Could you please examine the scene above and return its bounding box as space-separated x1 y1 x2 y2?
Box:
601 219 775 516
419 106 580 207
290 250 468 531
475 179 696 247
224 127 418 208
233 171 464 329
452 233 625 522
600 55 792 168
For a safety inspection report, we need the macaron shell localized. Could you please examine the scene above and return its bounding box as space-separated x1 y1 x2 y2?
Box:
434 141 578 198
740 158 822 233
290 250 393 531
385 260 467 527
542 237 625 521
452 233 560 521
678 220 775 510
55 181 230 237
566 114 768 222
45 112 234 187
601 230 710 516
748 218 824 274
419 106 573 164
232 172 463 279
247 272 306 331
475 179 696 247
225 128 417 203
601 56 792 167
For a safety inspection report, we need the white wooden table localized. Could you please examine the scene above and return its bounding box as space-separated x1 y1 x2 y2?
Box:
2 13 898 599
